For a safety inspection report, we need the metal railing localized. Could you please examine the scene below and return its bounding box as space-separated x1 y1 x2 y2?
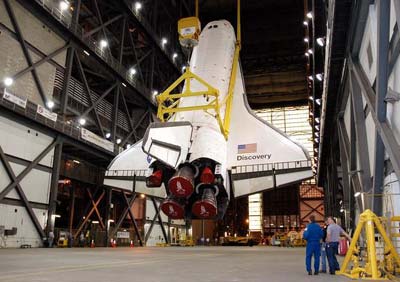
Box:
0 89 115 156
105 169 147 178
231 160 312 174
34 0 154 103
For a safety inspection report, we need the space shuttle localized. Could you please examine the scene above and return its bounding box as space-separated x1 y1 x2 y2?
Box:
104 3 312 220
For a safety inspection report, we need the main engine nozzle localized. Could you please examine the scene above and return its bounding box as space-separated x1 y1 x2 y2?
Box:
160 196 185 219
192 186 217 219
168 165 195 197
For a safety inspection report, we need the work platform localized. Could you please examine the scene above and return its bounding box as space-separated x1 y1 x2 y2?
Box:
0 247 350 282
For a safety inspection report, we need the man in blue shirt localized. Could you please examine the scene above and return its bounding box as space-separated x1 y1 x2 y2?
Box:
303 215 323 275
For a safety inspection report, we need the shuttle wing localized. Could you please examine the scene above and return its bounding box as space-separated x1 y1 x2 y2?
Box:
104 141 167 198
227 65 313 197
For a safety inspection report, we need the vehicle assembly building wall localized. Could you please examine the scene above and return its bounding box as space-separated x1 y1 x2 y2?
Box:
319 1 400 232
0 113 55 247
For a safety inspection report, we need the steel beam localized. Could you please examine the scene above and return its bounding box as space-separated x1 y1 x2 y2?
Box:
351 61 400 184
104 187 112 246
87 189 105 229
0 146 45 238
122 192 143 246
47 140 63 232
3 0 47 107
69 185 75 234
80 83 118 117
74 50 105 137
120 109 148 146
151 197 169 244
372 0 390 216
109 192 137 239
144 203 161 244
0 138 59 201
60 46 74 115
349 71 372 194
83 15 123 38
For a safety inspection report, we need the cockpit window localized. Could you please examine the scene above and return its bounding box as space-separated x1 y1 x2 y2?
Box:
213 25 218 28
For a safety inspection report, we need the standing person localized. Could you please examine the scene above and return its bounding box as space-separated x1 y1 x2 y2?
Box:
320 219 329 273
48 231 55 248
79 232 85 247
325 216 351 275
303 215 323 275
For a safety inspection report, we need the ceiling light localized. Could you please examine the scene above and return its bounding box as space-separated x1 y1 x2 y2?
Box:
316 98 321 105
116 138 121 144
308 96 314 100
308 75 313 81
83 50 90 56
303 21 308 26
315 138 319 143
73 160 80 164
305 52 310 57
316 73 323 81
308 49 313 54
105 133 111 138
153 90 159 96
46 100 55 109
317 37 325 47
315 132 319 137
172 53 178 59
59 1 69 11
78 118 86 125
135 2 142 11
140 194 146 198
99 39 108 48
315 117 320 123
161 38 168 45
314 148 318 153
182 66 186 72
340 208 344 213
129 68 137 75
304 38 309 43
122 82 127 87
3 77 13 86
306 12 313 19
315 125 320 131
354 192 361 197
126 144 131 149
92 221 99 224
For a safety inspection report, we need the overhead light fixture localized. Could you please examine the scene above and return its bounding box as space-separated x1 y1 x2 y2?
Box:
99 39 108 48
308 96 314 100
46 100 55 109
140 194 146 198
116 138 121 144
310 111 314 116
172 53 178 59
52 214 61 218
306 12 313 19
3 77 13 87
317 37 325 47
315 138 320 143
73 160 80 164
304 38 309 43
126 144 131 149
305 52 310 57
315 132 319 137
59 0 69 11
340 208 344 213
307 49 313 54
308 75 314 81
354 192 361 197
315 125 320 131
314 148 318 153
105 132 111 139
303 21 308 26
122 82 127 87
182 66 187 72
129 68 137 75
161 38 168 45
83 50 90 56
153 90 159 96
316 98 321 105
79 118 86 125
135 2 142 11
316 73 323 81
92 221 99 224
315 117 320 123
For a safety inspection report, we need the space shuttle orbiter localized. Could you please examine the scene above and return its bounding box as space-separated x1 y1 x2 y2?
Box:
104 5 312 220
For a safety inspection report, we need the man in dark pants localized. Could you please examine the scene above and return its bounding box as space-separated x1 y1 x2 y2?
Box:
303 215 323 275
326 216 352 274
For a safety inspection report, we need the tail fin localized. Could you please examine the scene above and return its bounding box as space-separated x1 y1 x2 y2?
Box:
227 65 313 197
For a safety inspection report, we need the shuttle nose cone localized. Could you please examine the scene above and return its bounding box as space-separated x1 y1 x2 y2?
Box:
168 166 195 197
192 188 217 219
160 198 185 219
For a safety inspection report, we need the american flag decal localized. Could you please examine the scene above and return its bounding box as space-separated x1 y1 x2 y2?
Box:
237 143 257 154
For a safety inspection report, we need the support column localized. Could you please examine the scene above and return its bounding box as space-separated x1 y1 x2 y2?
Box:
47 140 63 233
105 188 112 247
373 0 390 216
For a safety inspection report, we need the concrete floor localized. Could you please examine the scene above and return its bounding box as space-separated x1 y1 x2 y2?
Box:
0 246 351 282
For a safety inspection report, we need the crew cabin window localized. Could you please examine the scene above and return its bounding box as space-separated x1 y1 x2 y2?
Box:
213 25 218 28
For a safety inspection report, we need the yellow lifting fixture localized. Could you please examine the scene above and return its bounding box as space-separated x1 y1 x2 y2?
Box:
337 209 400 280
156 0 241 140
